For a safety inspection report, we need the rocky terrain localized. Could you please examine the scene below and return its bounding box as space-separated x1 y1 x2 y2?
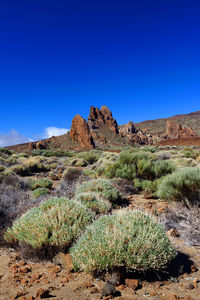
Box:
6 107 200 153
1 143 200 299
135 110 200 137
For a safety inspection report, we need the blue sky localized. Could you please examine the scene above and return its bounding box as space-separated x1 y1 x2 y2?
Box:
0 0 200 146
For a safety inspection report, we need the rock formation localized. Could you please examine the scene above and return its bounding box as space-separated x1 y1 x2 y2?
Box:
165 120 197 139
120 121 136 135
69 114 95 149
87 106 118 134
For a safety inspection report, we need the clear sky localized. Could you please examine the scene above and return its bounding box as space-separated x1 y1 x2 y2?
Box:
0 0 200 146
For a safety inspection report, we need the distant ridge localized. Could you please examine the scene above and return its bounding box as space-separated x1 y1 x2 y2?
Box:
6 108 200 152
135 110 200 136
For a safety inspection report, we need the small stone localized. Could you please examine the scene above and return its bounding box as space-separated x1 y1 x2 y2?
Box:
18 260 27 267
36 288 50 299
170 276 179 283
11 253 20 261
90 287 99 293
14 290 27 299
21 278 28 285
149 290 157 296
117 285 126 291
53 253 74 272
167 228 180 237
125 278 140 291
167 294 178 300
190 264 197 272
20 266 31 274
101 283 120 298
193 277 198 288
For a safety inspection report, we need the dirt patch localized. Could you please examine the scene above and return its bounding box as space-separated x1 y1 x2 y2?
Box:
1 194 200 300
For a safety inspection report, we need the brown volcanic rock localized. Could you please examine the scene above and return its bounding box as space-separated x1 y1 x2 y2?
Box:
87 106 105 129
88 105 118 134
166 120 197 139
120 121 136 135
100 105 119 134
69 114 95 149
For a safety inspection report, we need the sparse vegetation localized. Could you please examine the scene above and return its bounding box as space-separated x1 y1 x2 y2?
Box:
29 178 53 190
4 198 95 253
75 192 111 214
70 210 176 274
157 167 200 206
75 179 122 204
32 187 49 198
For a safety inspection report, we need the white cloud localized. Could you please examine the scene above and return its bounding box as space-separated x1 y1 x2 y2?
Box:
0 130 33 147
43 127 69 138
0 127 70 148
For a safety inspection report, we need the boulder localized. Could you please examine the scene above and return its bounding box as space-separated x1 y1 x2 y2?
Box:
166 120 197 139
69 114 95 149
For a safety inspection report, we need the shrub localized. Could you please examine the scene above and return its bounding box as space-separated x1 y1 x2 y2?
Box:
32 187 49 198
56 168 88 199
5 198 95 252
157 167 200 206
160 203 200 246
31 150 73 157
30 178 53 190
75 192 111 214
156 152 171 161
0 177 38 240
104 150 174 181
77 151 101 164
70 210 176 274
83 169 98 179
62 167 83 181
76 179 122 204
153 161 175 178
11 158 50 176
181 149 198 160
0 165 5 172
0 148 12 155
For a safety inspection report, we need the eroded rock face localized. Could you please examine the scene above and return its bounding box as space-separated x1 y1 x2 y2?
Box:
120 121 136 135
166 120 197 139
87 106 118 134
69 114 94 149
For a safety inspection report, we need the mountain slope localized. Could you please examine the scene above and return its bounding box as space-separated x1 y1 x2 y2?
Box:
135 110 200 136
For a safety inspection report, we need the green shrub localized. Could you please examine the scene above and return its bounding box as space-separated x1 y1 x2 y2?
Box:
65 158 88 167
32 187 49 198
4 198 95 251
0 148 12 155
75 192 111 214
11 158 50 175
181 149 198 159
157 167 200 206
70 210 176 274
83 169 98 179
31 149 74 157
104 151 174 181
17 153 29 158
77 151 101 164
30 178 53 190
153 160 175 178
76 179 122 204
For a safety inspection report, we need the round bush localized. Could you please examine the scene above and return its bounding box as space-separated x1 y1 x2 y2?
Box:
30 178 53 190
76 179 122 204
32 187 49 198
70 210 176 274
157 167 200 206
4 198 95 250
75 192 111 214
